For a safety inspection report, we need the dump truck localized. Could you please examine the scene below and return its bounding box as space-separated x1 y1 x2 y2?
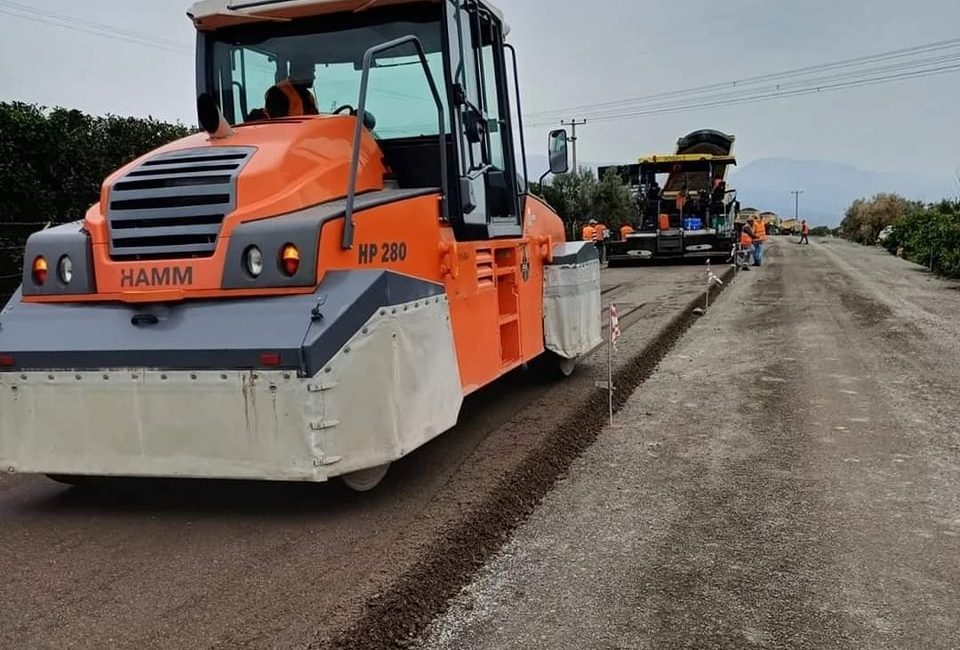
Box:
600 130 739 264
0 0 601 491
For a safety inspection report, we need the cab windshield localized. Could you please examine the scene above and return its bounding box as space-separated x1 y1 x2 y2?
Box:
205 9 447 139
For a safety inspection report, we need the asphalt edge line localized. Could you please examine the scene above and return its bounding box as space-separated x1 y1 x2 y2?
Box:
325 266 737 650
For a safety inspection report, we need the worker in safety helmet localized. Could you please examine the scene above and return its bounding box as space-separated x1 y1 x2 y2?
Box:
265 55 320 118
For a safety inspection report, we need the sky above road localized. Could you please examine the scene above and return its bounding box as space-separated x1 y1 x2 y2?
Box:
1 0 959 185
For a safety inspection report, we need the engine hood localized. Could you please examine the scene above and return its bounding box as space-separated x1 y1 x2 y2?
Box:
85 114 387 245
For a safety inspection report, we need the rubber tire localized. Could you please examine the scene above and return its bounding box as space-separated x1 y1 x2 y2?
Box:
548 352 578 378
341 463 391 492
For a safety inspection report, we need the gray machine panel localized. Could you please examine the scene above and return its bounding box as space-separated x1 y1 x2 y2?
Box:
0 271 444 376
221 187 440 289
106 147 255 260
549 241 600 266
20 222 97 296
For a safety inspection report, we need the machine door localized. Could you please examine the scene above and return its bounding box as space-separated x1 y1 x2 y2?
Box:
444 0 521 240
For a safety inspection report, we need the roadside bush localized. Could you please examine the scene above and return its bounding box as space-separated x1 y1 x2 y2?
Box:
0 102 190 303
838 193 913 246
883 200 960 279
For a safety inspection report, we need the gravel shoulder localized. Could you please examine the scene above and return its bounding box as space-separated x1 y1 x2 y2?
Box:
421 239 960 650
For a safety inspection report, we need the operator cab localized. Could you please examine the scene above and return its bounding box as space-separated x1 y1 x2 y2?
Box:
192 0 543 241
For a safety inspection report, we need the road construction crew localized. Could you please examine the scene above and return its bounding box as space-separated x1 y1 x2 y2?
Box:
266 56 320 118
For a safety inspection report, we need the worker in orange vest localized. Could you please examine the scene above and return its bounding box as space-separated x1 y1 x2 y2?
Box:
594 222 609 262
799 220 810 245
620 223 635 240
751 215 766 267
265 56 320 118
738 220 756 270
582 220 597 242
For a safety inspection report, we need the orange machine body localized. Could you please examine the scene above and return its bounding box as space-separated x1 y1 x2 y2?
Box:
22 116 567 396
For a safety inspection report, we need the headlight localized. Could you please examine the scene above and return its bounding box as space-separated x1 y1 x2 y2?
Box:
58 255 74 284
244 246 264 277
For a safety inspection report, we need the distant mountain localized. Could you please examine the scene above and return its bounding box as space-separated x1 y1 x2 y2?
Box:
728 158 957 227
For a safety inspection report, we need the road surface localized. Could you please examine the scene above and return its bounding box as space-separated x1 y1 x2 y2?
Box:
0 262 715 650
422 238 960 649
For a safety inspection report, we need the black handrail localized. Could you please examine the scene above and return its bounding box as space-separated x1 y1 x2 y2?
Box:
504 43 528 196
342 36 448 249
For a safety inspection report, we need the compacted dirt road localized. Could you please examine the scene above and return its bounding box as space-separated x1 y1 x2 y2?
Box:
0 263 715 650
423 239 960 649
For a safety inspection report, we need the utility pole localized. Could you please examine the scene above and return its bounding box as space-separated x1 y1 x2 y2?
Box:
791 190 804 230
561 118 587 174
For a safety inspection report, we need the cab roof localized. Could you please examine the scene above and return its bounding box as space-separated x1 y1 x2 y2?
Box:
188 0 507 33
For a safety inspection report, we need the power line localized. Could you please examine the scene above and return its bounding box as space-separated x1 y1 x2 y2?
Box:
524 37 960 121
536 52 960 125
525 61 960 127
0 1 192 55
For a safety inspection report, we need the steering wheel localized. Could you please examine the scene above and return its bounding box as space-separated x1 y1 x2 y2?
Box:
332 104 376 131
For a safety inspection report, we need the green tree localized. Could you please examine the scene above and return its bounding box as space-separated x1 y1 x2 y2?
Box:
839 193 912 245
0 102 191 302
591 168 636 229
537 166 597 236
884 199 960 278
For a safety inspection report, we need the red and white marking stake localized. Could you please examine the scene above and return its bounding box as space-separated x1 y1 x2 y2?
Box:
608 304 620 425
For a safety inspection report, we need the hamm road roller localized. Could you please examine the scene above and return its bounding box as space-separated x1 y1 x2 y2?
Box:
0 0 601 491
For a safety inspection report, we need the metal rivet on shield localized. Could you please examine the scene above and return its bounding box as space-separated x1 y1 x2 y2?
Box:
362 327 369 335
161 374 168 381
75 374 82 381
191 374 198 381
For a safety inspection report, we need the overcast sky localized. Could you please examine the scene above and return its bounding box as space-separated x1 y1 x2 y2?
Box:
1 0 958 183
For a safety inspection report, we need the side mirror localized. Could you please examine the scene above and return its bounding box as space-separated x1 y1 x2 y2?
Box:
548 129 569 175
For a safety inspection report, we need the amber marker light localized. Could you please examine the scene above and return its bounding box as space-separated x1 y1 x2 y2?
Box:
280 244 300 277
32 256 48 286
